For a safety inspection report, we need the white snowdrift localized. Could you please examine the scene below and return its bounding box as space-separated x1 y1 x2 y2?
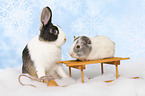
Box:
0 59 145 96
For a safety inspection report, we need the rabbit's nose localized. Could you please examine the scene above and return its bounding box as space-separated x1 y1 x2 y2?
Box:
64 38 66 41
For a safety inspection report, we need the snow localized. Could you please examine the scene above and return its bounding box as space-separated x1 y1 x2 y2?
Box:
0 59 145 96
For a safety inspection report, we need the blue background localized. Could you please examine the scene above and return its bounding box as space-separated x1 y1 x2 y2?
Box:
0 0 145 68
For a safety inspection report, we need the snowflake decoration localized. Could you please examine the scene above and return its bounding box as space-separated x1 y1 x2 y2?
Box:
35 0 82 16
32 0 56 11
118 16 145 58
0 0 35 56
0 0 32 31
62 0 82 14
71 1 107 36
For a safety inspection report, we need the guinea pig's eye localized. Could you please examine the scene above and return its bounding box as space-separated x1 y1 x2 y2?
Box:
50 28 58 35
76 45 81 49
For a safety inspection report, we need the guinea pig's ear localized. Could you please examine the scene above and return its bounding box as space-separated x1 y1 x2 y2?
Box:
74 36 76 39
74 36 80 41
82 36 91 44
41 7 52 26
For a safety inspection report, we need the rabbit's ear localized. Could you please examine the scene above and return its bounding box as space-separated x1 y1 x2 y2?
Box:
41 7 52 26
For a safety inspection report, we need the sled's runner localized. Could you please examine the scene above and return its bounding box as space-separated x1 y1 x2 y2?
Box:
18 74 58 87
58 57 130 83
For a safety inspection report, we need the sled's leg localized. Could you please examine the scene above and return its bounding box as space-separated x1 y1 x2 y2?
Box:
81 66 84 83
101 63 104 74
116 65 119 79
69 66 72 77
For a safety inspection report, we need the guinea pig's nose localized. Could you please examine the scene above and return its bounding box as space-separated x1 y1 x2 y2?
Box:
64 38 66 41
76 45 80 49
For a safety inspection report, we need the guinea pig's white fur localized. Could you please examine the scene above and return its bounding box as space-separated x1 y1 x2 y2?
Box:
69 36 115 60
28 26 68 78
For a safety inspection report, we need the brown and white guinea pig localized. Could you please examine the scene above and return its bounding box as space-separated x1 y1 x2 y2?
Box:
69 36 115 61
22 6 68 78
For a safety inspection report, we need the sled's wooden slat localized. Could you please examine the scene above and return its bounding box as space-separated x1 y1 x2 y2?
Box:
58 57 130 66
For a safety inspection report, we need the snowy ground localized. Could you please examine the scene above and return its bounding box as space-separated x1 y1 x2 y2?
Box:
0 59 145 96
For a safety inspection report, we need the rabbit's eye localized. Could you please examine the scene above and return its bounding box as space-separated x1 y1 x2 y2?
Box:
50 28 58 35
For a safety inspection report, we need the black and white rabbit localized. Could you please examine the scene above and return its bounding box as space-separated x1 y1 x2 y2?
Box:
69 36 115 61
22 7 68 79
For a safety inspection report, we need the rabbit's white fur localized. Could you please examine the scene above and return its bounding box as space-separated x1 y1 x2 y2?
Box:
27 26 68 78
70 36 115 60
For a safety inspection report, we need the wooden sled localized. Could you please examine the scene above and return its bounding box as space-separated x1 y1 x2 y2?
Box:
58 57 130 83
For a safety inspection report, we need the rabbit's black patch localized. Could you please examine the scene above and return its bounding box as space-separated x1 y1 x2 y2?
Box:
39 24 59 41
22 45 37 78
39 6 59 42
